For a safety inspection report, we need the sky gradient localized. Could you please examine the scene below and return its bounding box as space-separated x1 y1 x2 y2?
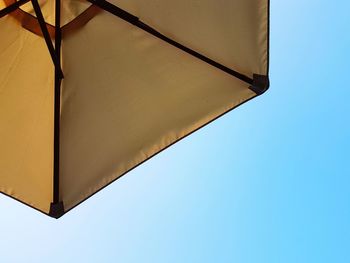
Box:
1 1 349 262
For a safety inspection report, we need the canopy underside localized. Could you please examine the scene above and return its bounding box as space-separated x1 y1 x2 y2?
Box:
0 0 269 217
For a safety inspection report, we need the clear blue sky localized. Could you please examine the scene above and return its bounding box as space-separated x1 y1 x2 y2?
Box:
1 1 349 262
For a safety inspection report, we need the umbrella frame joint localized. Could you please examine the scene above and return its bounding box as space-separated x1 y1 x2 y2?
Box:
250 74 269 95
49 201 65 219
30 0 64 78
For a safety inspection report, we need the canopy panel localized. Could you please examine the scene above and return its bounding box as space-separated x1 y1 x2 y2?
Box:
0 15 54 213
60 10 257 210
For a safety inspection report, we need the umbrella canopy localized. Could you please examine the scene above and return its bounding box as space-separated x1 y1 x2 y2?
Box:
0 0 270 218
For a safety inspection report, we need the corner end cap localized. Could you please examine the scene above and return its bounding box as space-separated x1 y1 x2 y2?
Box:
250 74 270 95
49 202 65 219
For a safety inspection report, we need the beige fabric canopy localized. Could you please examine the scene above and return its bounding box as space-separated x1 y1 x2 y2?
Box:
0 0 270 218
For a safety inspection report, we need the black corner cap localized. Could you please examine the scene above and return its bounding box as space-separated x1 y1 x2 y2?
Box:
49 202 65 219
249 74 270 95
